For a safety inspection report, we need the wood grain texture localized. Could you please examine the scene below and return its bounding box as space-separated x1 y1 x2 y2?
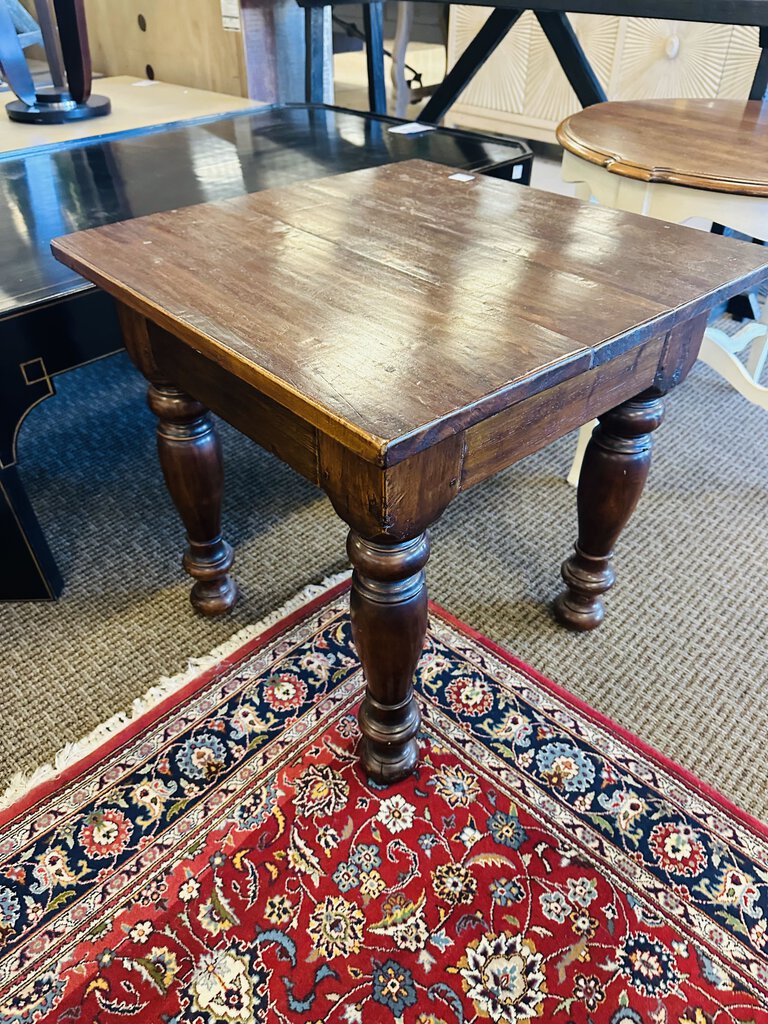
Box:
118 308 236 616
83 0 249 97
52 160 768 467
147 320 320 486
460 313 707 490
558 99 768 196
147 382 237 616
318 432 465 540
554 390 665 630
54 159 768 782
348 530 429 783
460 332 665 490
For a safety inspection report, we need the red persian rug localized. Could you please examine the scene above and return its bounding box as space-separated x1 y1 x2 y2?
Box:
2 580 767 1024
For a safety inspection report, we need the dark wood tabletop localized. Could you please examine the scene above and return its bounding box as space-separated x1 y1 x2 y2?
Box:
3 104 529 320
558 99 768 196
52 158 768 783
53 159 768 466
2 104 530 604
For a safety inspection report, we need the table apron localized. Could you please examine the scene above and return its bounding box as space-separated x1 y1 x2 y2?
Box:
461 314 706 491
138 308 706 536
148 322 321 487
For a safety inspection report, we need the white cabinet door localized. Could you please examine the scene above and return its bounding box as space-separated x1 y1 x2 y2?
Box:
446 10 761 142
719 25 762 98
611 19 732 99
447 6 532 118
524 13 618 123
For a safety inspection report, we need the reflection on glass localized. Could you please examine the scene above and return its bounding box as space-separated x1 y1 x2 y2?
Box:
190 132 245 201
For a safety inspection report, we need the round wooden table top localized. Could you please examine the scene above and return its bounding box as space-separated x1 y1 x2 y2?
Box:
557 99 768 197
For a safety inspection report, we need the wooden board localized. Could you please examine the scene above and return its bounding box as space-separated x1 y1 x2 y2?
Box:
52 159 768 463
0 76 259 156
558 98 768 196
83 0 249 97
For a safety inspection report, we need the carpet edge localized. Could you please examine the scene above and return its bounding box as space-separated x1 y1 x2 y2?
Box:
0 571 352 816
431 599 768 839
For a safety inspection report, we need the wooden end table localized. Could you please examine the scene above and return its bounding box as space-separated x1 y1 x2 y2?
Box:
51 160 768 784
1 102 530 602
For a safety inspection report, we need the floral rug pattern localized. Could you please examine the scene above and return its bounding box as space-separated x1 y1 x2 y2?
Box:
1 584 767 1023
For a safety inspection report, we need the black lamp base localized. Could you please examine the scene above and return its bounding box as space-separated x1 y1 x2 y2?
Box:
6 87 111 124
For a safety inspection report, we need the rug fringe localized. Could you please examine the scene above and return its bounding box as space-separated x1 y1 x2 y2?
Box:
0 571 351 813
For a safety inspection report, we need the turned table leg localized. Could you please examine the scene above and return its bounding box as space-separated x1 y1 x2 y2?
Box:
147 382 237 615
347 530 430 784
554 389 665 631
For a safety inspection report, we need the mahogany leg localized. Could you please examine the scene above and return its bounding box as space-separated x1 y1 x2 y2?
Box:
147 382 237 615
554 389 665 631
347 530 430 784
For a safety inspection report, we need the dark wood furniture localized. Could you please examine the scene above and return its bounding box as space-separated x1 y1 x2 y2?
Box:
52 160 768 783
1 102 531 601
302 2 768 121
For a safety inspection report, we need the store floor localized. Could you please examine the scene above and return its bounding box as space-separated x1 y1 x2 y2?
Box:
3 346 767 820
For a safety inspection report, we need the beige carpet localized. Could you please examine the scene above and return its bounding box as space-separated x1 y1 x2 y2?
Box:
2 345 766 820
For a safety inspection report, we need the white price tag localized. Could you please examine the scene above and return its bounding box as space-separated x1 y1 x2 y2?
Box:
220 0 240 31
448 173 475 182
388 122 436 136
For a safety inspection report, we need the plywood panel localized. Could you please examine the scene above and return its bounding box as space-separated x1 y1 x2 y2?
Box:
83 0 248 97
0 75 259 154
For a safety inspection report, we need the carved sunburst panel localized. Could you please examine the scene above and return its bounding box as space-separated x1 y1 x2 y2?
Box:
523 13 619 124
718 25 760 98
447 6 531 114
447 12 760 137
613 19 731 100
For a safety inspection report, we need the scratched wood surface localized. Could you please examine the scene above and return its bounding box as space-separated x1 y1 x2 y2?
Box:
52 159 768 462
558 99 768 197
